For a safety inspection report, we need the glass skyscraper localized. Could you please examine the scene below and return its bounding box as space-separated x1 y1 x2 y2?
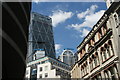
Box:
27 12 56 62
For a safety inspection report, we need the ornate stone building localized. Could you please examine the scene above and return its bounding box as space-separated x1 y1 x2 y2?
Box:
71 63 80 78
71 1 120 79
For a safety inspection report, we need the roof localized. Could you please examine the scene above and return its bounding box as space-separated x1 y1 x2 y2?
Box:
61 50 74 55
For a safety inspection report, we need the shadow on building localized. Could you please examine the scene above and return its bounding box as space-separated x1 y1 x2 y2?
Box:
2 2 31 79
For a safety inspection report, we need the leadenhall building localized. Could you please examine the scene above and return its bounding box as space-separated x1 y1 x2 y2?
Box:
71 1 120 80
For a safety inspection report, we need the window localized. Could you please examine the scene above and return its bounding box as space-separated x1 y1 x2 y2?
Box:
92 55 95 68
95 52 99 65
95 33 99 42
33 54 36 60
89 58 93 71
101 27 105 35
82 48 85 55
86 62 88 73
41 61 45 64
91 60 94 70
26 70 28 75
103 51 107 60
108 40 114 56
104 65 119 79
98 29 102 39
114 14 119 26
109 67 117 79
101 47 106 62
101 43 114 63
102 24 107 35
45 73 48 77
113 66 119 78
39 74 42 78
97 74 102 80
90 38 95 45
81 67 83 77
83 68 85 76
40 67 42 71
104 44 110 59
104 71 109 79
45 66 48 71
94 57 97 66
32 69 37 75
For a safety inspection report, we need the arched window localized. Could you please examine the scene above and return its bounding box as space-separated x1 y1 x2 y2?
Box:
101 27 105 35
109 67 116 79
92 55 95 68
95 52 99 65
98 29 102 39
94 55 97 67
101 47 106 62
82 66 84 77
104 71 109 79
84 63 86 75
89 58 92 71
90 37 95 45
104 44 111 58
97 73 102 80
107 70 112 79
85 61 88 73
113 66 119 78
82 48 86 55
109 65 119 79
108 40 114 55
102 23 107 35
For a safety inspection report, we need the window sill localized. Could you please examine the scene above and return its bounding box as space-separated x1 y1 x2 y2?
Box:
82 73 89 78
102 55 114 64
90 65 100 72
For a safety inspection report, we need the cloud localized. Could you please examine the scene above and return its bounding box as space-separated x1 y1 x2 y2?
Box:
70 10 105 29
55 44 62 54
50 10 73 27
67 4 105 38
81 10 105 28
32 0 40 3
80 28 90 37
67 5 105 38
32 0 50 3
77 5 98 19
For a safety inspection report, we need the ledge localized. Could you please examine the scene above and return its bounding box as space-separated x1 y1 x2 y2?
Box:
102 55 114 64
90 65 100 72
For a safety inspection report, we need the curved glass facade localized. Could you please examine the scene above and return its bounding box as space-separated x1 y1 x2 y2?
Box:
59 50 75 66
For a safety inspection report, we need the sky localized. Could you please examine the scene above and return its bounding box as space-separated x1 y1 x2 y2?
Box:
32 2 107 58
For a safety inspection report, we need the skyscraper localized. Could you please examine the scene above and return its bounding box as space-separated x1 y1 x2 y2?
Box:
27 12 56 62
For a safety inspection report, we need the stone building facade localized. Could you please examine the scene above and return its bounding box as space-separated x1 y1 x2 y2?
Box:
71 63 80 78
71 1 120 79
